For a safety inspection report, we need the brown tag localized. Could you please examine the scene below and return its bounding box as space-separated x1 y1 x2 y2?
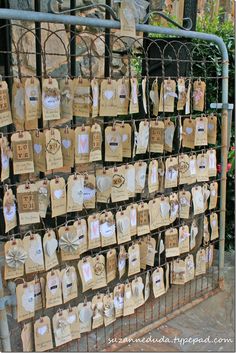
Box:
159 79 176 112
146 236 156 267
60 126 75 168
185 80 191 114
190 220 198 250
148 159 159 193
52 310 72 347
125 164 135 198
142 77 147 114
128 243 140 276
50 177 66 217
179 225 190 254
88 214 101 249
103 293 116 327
3 187 17 233
134 161 147 193
158 159 165 193
126 203 138 236
21 322 34 352
194 116 208 146
210 212 219 240
139 237 148 270
105 125 123 162
45 128 63 170
16 281 35 322
78 257 95 292
203 184 210 211
192 185 204 215
164 118 175 152
58 225 80 261
113 284 124 318
67 174 84 212
106 248 117 283
23 233 44 274
100 211 116 247
59 76 73 122
207 149 217 177
75 125 90 164
12 79 25 130
165 157 178 188
67 306 81 340
91 78 99 117
179 190 191 219
4 239 26 280
99 79 117 116
177 78 186 110
149 120 164 153
171 259 186 285
209 181 218 209
32 130 46 173
96 168 112 203
193 80 205 111
188 154 197 184
165 228 180 257
43 230 58 271
195 248 206 275
89 123 102 162
83 174 96 209
207 114 217 144
46 269 62 308
206 244 214 268
77 301 93 333
73 219 88 255
136 120 149 154
169 192 179 224
11 131 34 175
61 265 78 303
182 117 195 149
120 122 132 158
0 136 11 182
117 78 130 115
73 78 91 117
137 203 149 236
160 196 170 226
150 79 159 116
17 183 40 225
25 77 41 122
203 216 210 243
32 276 44 311
178 154 190 185
118 246 127 279
0 79 12 127
149 198 161 230
132 277 144 309
36 179 50 218
123 282 135 316
34 316 53 352
93 254 107 290
92 293 104 329
185 254 195 282
116 210 131 244
119 0 136 37
129 78 139 114
197 153 209 182
152 267 165 298
144 271 150 302
111 165 128 202
42 78 60 121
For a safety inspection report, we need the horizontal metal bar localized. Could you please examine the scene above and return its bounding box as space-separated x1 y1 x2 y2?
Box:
210 103 234 110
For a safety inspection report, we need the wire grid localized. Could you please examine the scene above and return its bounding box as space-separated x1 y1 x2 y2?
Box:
0 22 223 352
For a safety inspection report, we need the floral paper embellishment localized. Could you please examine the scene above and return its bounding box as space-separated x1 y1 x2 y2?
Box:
59 232 80 253
5 245 27 268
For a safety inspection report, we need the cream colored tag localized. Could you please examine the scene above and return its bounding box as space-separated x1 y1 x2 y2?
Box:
23 233 44 274
136 120 149 154
67 306 80 340
12 79 25 130
46 269 62 308
182 117 195 149
17 183 40 225
169 192 179 224
190 220 198 250
52 310 72 347
160 196 170 226
92 293 104 328
73 218 88 255
207 149 217 177
25 77 41 121
193 80 206 111
197 153 209 182
91 78 99 117
34 316 53 352
99 79 117 116
96 168 112 203
61 265 78 303
207 114 217 144
0 79 12 127
21 322 34 352
123 282 135 316
89 123 102 162
137 203 150 236
158 159 165 193
146 236 156 266
105 125 123 162
139 237 148 270
43 230 58 271
67 174 84 212
164 118 175 152
192 185 204 215
103 293 116 327
159 79 176 112
126 203 138 236
60 126 75 168
125 164 136 198
188 154 197 184
150 79 159 116
58 225 80 261
83 174 96 209
128 243 140 277
118 246 127 279
116 210 131 244
178 154 190 185
171 259 186 285
100 211 116 247
0 136 11 182
42 78 60 121
111 165 128 202
185 80 191 114
59 76 73 122
135 161 147 193
142 76 147 114
195 248 206 276
152 267 165 298
73 77 91 117
165 228 180 257
11 131 34 175
45 128 63 170
3 187 17 233
4 239 26 280
165 157 178 188
203 183 210 211
16 281 35 322
32 130 46 173
120 122 132 158
148 159 159 193
113 284 124 318
36 179 50 218
106 248 117 283
144 271 150 302
132 277 144 309
210 212 219 240
88 214 101 249
93 254 107 290
50 177 67 217
78 257 95 292
148 198 161 230
209 181 218 210
194 116 208 146
179 190 191 219
179 225 190 254
74 125 90 164
129 77 139 114
177 78 186 110
117 78 130 115
149 120 164 153
206 244 214 268
185 254 195 282
203 216 210 243
119 0 136 37
77 301 93 333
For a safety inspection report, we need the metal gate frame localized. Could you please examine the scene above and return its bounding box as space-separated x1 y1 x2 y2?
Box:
0 5 231 352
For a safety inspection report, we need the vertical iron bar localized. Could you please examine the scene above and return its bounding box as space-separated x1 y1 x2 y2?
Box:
35 0 42 130
104 0 111 77
70 0 76 78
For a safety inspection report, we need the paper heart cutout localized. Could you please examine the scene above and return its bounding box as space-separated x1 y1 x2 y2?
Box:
104 90 114 100
79 306 93 323
37 325 48 336
122 134 128 142
4 204 16 222
208 123 214 130
186 127 193 135
67 314 76 324
118 257 126 271
62 139 71 149
34 143 42 154
96 175 112 193
54 189 63 200
165 126 175 146
46 237 58 257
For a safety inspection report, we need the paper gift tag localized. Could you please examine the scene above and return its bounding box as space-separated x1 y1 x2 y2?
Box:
91 78 99 117
165 263 170 291
17 183 40 225
93 254 107 290
118 246 127 279
178 154 190 185
21 322 34 352
128 243 140 277
42 77 60 121
206 244 214 268
132 277 144 309
185 80 191 114
78 257 94 292
96 168 112 203
149 120 164 153
165 228 180 258
106 248 117 283
150 78 159 116
67 174 84 212
190 220 198 250
25 77 41 122
34 316 53 352
188 154 197 184
59 76 73 122
117 78 130 115
46 269 62 308
99 79 117 116
3 187 17 233
164 118 175 152
179 190 191 219
61 265 78 303
119 0 136 36
203 183 210 211
43 230 58 271
59 225 80 261
45 128 63 170
210 212 219 240
139 237 148 270
73 77 91 117
135 120 149 154
78 301 93 333
152 267 165 298
171 259 186 285
67 306 80 340
53 310 72 347
192 185 204 215
16 281 35 322
195 248 206 276
105 125 123 162
137 202 150 236
144 271 150 302
89 123 102 162
146 236 156 267
73 218 88 255
113 284 124 318
129 77 139 114
182 117 195 149
32 130 46 173
177 78 186 110
83 173 96 209
160 196 170 226
12 78 25 130
193 79 205 111
142 76 147 114
0 136 11 182
36 179 50 218
207 149 217 177
126 203 138 236
209 181 218 209
165 157 178 188
4 238 26 280
23 233 44 274
103 293 116 327
159 79 176 112
158 159 165 193
135 161 147 193
194 116 208 146
179 225 190 254
75 125 91 164
92 293 104 329
185 254 195 282
60 126 75 168
111 165 128 202
100 211 116 247
125 164 136 198
116 210 131 244
50 177 66 217
208 114 217 145
148 159 159 193
32 276 45 311
203 216 210 243
123 282 135 316
120 122 132 158
169 192 179 224
87 214 101 250
0 78 12 127
11 131 34 175
149 198 161 230
197 153 209 182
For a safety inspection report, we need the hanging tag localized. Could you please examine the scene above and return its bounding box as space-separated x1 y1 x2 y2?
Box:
73 218 88 255
188 154 197 184
131 276 144 309
148 159 159 193
113 284 124 318
74 125 91 164
196 153 209 182
165 228 180 257
207 114 217 144
4 238 26 280
23 233 44 274
59 76 73 122
46 269 62 308
118 246 127 279
206 244 214 268
128 243 140 277
111 165 128 202
100 211 116 247
60 127 75 168
159 79 177 112
120 122 132 158
17 183 40 225
61 265 78 303
139 237 148 270
96 168 112 203
123 282 135 316
149 120 164 153
16 281 35 322
117 78 130 115
137 202 150 236
32 276 45 311
103 293 116 327
0 136 11 182
78 256 95 292
194 116 208 146
21 322 34 352
45 128 63 170
202 183 210 211
92 293 104 328
58 225 80 261
203 216 210 243
67 174 84 213
164 118 175 152
77 301 93 333
165 157 178 188
126 203 138 236
178 154 190 185
150 79 159 116
89 123 102 162
32 130 46 173
144 271 150 302
209 181 218 210
43 230 58 271
0 78 12 127
171 259 186 285
11 131 34 175
207 149 217 177
83 173 96 209
190 220 198 250
142 76 147 114
148 198 161 230
160 196 170 226
91 78 99 117
3 187 17 233
195 248 206 276
88 214 101 249
99 78 117 116
73 77 91 117
179 225 190 254
185 254 195 282
129 77 139 114
12 78 25 130
210 212 219 240
146 236 156 266
105 125 123 162
185 80 191 114
178 190 191 219
67 306 81 340
125 164 136 198
152 267 165 298
93 254 107 290
191 185 204 215
119 0 136 37
177 78 186 110
134 161 147 193
116 209 131 244
158 159 165 193
52 310 72 347
182 117 195 149
106 248 117 283
42 77 60 121
136 120 149 154
36 179 50 218
50 177 67 217
25 77 41 122
193 79 206 111
34 316 53 352
169 192 179 224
